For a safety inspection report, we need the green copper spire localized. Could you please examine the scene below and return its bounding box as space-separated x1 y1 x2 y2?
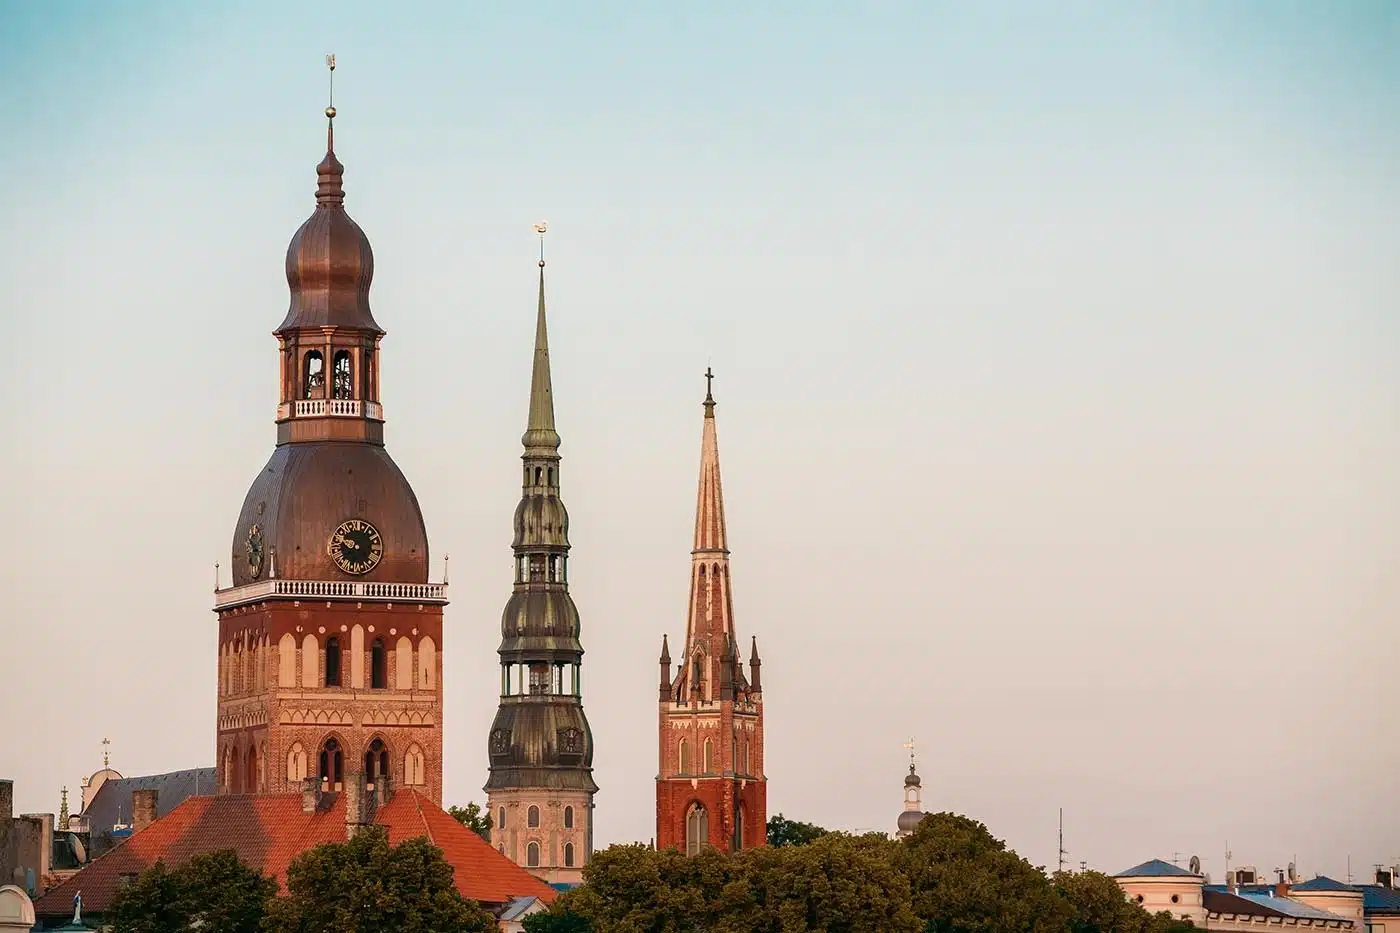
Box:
521 256 561 455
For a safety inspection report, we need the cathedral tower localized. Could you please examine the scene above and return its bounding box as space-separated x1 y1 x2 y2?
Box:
656 374 767 853
213 83 446 803
485 238 597 885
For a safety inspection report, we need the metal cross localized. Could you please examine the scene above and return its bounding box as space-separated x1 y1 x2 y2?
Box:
704 366 714 399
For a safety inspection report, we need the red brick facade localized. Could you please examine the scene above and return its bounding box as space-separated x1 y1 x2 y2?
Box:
214 602 444 805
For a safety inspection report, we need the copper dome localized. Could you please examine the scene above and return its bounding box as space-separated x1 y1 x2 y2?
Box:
277 147 382 333
230 443 428 586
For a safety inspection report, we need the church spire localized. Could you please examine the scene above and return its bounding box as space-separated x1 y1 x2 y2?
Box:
693 367 728 554
522 222 561 455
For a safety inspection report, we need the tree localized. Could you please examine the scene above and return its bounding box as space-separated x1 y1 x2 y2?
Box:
447 801 493 841
1054 871 1197 933
562 836 920 932
766 813 830 848
107 850 276 933
522 907 593 933
264 827 496 933
894 812 1072 933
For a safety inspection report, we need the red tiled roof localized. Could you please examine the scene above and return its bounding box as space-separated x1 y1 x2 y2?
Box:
33 791 554 917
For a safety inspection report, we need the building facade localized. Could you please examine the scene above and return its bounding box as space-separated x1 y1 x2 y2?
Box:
656 376 767 854
211 104 447 804
485 254 597 885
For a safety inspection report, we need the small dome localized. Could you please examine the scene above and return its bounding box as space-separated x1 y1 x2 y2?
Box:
897 810 926 832
276 147 382 333
905 764 922 788
513 496 569 548
500 589 583 652
231 443 428 586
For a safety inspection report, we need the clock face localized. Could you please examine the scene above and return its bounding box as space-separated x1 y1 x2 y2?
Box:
329 519 383 575
246 525 265 579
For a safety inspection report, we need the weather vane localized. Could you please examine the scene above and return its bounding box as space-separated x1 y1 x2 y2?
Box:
325 54 337 121
903 738 916 769
102 737 111 768
534 221 548 266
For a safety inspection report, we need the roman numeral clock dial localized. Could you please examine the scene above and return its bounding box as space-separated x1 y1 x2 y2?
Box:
329 519 384 575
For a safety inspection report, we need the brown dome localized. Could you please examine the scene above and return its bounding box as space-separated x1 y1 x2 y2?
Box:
276 147 382 333
230 443 428 586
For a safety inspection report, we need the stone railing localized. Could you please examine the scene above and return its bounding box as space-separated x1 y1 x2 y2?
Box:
277 399 384 420
214 578 447 610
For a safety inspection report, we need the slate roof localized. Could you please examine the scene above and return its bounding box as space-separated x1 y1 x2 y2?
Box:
499 896 542 921
1115 858 1201 878
33 791 554 918
1290 876 1360 893
1362 885 1400 914
1203 889 1349 922
80 768 216 854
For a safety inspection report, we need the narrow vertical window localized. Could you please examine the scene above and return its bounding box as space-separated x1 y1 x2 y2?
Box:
686 803 708 856
498 807 506 830
564 842 575 867
527 842 540 868
303 351 324 398
332 350 353 400
370 638 386 689
325 637 341 687
703 738 714 774
527 805 540 828
564 806 574 829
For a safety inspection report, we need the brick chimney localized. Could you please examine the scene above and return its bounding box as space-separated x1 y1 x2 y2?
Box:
132 790 158 832
344 771 370 839
300 777 321 814
1274 881 1290 898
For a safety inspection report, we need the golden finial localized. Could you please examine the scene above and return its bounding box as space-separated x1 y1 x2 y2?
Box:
102 737 111 768
903 738 916 771
534 221 548 267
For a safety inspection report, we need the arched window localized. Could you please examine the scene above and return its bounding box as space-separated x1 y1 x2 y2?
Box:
527 842 540 868
534 467 543 485
498 807 506 830
245 745 259 794
363 347 375 399
325 637 341 687
703 738 713 774
332 350 352 400
527 805 540 828
403 744 425 786
743 734 750 774
564 843 575 868
678 738 690 774
303 351 324 398
365 738 388 785
287 743 307 783
547 467 554 486
564 806 574 829
370 638 386 689
685 803 708 856
319 738 343 789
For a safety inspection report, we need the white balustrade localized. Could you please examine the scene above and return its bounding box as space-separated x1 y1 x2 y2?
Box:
284 399 384 420
214 578 448 609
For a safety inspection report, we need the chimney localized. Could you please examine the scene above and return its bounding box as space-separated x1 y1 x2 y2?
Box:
344 771 370 838
1274 881 1289 898
300 776 321 814
0 779 12 823
132 789 158 832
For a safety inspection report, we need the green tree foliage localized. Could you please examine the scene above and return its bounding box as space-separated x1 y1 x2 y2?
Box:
561 836 920 932
107 850 276 933
522 907 594 933
893 812 1073 933
1055 870 1195 933
765 813 830 848
263 827 496 933
446 801 494 841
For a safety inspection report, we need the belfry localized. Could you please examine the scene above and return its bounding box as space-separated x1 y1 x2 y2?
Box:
213 75 447 803
485 233 597 885
656 373 767 853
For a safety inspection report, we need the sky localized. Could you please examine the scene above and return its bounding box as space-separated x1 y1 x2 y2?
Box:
1 0 1398 882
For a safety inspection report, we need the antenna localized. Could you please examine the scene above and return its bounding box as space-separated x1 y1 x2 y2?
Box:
1058 808 1067 874
1225 840 1232 880
1172 852 1181 867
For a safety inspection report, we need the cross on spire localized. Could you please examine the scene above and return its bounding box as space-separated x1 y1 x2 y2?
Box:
704 366 714 402
102 737 111 768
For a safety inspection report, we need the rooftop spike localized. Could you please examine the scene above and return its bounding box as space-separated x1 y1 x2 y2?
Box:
316 55 344 206
522 222 561 454
692 369 728 553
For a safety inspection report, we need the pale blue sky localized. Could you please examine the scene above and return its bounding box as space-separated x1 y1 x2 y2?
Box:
1 1 1398 879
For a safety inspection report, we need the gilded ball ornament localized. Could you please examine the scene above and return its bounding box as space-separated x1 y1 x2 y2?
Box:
325 106 337 119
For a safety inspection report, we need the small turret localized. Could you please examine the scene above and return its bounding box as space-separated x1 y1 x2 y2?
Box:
749 636 762 692
659 635 672 699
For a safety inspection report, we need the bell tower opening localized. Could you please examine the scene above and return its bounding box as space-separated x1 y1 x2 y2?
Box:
303 351 324 398
332 350 353 400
